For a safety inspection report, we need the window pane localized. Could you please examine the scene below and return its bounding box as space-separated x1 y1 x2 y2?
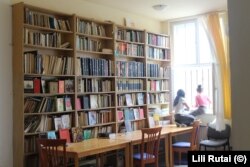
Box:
173 22 196 65
198 22 212 63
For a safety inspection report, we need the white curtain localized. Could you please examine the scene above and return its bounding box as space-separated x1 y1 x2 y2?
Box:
198 14 227 131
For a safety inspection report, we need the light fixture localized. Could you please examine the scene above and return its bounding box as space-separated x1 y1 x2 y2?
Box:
152 4 167 11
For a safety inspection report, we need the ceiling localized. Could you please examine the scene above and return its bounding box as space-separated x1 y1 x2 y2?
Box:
85 0 227 21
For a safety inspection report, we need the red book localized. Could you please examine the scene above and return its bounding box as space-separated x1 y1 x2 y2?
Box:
117 110 124 121
76 98 81 110
33 78 41 93
139 108 144 119
59 128 71 143
58 80 65 93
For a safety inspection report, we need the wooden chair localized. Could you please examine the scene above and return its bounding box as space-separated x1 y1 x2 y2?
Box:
133 127 162 167
37 138 67 167
172 121 200 165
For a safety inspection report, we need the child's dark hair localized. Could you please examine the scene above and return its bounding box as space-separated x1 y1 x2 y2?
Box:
197 84 203 93
173 89 185 107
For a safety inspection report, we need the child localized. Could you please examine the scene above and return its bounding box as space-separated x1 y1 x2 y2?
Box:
173 89 195 126
190 85 211 116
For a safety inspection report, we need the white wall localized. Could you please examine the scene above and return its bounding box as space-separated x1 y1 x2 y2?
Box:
0 0 13 166
228 0 250 149
12 0 162 33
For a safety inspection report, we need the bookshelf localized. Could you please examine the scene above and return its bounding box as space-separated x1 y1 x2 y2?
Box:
146 31 172 125
13 3 76 167
75 16 116 139
12 2 171 167
114 25 147 132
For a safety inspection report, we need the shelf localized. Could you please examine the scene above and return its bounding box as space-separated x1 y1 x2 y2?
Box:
147 90 170 93
24 93 75 96
76 32 113 40
147 58 171 62
117 105 146 108
115 55 145 59
147 44 170 49
24 110 75 115
78 107 116 111
147 103 169 105
24 24 73 34
24 74 75 77
77 91 116 95
147 77 170 80
80 122 116 128
77 50 113 55
116 90 146 94
116 39 144 45
24 44 73 51
77 75 115 78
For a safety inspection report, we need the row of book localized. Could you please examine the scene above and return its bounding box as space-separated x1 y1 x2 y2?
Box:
78 110 112 126
24 114 71 133
115 42 144 57
116 29 144 43
116 79 144 91
24 77 74 94
147 93 169 104
24 51 74 75
120 120 145 132
117 108 144 121
78 78 113 93
147 34 170 48
24 29 67 48
24 8 71 31
24 125 112 154
77 94 113 109
24 96 73 113
117 93 144 106
147 64 170 78
115 61 145 77
76 36 102 51
147 47 170 60
147 80 169 91
77 57 114 76
76 19 107 36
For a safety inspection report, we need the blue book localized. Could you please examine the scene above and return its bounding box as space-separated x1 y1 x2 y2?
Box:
47 131 57 139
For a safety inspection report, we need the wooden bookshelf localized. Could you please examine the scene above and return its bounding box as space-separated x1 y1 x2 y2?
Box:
12 3 171 167
146 31 172 125
12 3 76 167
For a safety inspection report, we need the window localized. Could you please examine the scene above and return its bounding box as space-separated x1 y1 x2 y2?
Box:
171 19 213 113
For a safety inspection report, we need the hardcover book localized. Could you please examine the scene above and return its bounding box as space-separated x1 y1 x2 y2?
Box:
59 128 71 143
56 98 64 111
47 131 57 139
71 127 83 142
64 97 72 111
88 111 97 125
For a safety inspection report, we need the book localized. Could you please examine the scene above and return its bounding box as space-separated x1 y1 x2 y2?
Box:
83 96 90 109
58 80 65 93
139 108 144 119
24 79 34 93
125 94 133 106
83 129 92 140
76 98 82 110
88 111 97 125
71 127 83 142
54 117 63 130
64 97 72 111
61 114 71 129
47 131 57 139
56 98 64 111
133 108 140 120
137 93 144 105
59 129 71 143
148 116 155 128
33 78 41 93
124 120 132 132
49 81 58 93
65 79 74 93
117 110 124 121
90 95 98 109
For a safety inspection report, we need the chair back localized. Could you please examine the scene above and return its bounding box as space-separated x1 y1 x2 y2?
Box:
37 139 67 167
207 124 231 140
190 121 200 150
140 127 162 161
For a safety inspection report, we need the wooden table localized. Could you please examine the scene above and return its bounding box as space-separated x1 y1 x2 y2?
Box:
113 125 192 167
62 138 130 167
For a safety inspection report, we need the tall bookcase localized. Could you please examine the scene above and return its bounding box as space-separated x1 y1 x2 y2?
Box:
12 3 76 167
12 2 171 167
114 25 147 132
145 31 171 125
